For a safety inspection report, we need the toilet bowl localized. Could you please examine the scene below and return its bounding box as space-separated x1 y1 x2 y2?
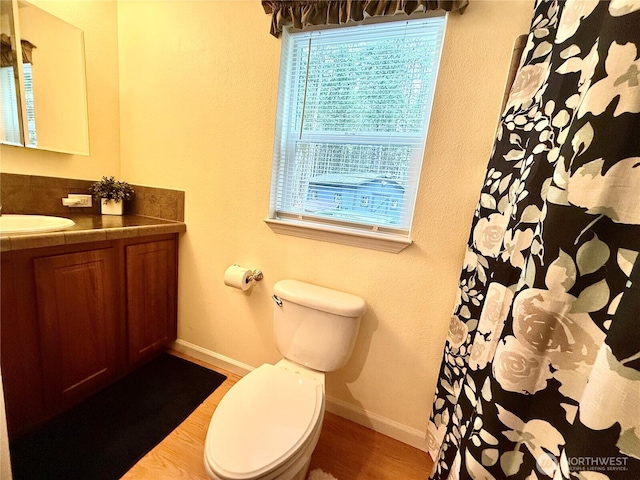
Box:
204 280 366 480
204 361 325 480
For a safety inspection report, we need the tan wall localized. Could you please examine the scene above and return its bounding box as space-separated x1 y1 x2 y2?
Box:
0 0 120 179
117 0 533 440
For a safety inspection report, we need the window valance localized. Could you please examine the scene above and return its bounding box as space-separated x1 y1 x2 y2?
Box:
262 0 468 37
0 34 36 67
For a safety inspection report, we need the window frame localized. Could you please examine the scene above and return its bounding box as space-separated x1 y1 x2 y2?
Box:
265 16 447 253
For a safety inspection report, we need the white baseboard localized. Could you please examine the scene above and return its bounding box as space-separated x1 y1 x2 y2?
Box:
171 339 254 377
171 339 428 452
324 396 428 452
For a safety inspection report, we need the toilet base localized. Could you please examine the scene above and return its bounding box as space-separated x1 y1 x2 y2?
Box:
279 453 312 480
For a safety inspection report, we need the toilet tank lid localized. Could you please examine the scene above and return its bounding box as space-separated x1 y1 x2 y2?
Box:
274 280 366 317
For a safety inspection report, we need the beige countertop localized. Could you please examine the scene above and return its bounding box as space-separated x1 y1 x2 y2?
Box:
1 214 186 252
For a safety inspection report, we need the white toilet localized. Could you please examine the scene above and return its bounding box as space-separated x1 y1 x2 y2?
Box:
203 279 366 480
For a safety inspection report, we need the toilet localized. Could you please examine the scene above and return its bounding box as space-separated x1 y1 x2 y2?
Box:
203 279 366 480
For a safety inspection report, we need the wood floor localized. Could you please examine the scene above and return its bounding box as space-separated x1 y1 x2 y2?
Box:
121 350 433 479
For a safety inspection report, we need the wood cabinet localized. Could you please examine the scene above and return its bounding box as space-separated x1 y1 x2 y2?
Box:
0 234 178 437
126 239 177 365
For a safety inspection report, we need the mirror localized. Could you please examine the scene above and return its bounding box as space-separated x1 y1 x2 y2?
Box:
0 0 89 155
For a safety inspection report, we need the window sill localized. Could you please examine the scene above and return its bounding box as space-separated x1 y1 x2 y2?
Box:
264 218 412 253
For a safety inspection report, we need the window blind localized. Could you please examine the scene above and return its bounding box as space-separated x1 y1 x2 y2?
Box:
270 16 446 236
23 63 37 147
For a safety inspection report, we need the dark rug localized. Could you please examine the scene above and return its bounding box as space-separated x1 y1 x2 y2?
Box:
10 353 226 480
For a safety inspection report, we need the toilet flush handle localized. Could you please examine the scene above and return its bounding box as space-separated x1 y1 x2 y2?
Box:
272 295 283 307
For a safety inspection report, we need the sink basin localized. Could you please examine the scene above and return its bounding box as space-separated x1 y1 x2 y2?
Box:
0 214 75 235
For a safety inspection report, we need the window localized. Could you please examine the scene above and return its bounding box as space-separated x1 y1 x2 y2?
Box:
266 16 447 252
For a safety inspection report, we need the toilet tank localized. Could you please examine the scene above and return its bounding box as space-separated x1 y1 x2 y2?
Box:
272 280 366 372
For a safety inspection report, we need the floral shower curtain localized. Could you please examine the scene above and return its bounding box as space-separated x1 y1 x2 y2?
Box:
427 1 640 479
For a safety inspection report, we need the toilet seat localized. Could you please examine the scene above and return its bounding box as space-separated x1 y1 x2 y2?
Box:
204 364 324 480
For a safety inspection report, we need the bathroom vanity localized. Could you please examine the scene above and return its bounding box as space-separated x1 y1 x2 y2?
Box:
0 215 184 437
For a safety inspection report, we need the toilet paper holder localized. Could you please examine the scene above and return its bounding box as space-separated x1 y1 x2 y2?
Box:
248 270 263 282
224 265 264 291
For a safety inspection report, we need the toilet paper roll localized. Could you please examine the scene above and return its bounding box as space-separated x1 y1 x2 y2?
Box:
224 265 252 291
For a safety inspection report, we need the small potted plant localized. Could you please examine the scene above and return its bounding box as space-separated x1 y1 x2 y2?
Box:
89 176 134 215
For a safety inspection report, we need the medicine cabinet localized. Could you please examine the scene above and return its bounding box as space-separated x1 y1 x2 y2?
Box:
0 0 89 155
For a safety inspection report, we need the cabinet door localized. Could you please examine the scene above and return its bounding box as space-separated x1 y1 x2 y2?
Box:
34 248 120 408
1 255 45 435
126 239 177 365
